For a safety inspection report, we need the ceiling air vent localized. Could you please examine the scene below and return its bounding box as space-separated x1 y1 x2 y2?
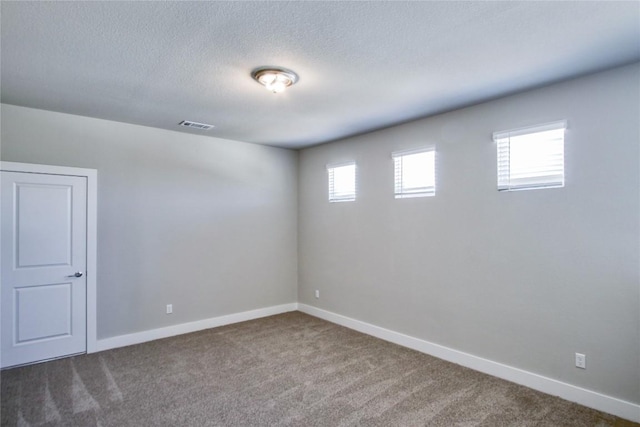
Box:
179 120 214 130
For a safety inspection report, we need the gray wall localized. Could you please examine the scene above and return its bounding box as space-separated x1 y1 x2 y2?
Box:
1 105 298 339
298 64 640 404
2 64 638 405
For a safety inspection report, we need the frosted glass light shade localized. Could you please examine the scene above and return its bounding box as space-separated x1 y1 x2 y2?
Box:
252 67 299 93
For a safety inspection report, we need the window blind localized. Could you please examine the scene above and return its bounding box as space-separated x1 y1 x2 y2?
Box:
494 121 566 191
327 162 356 202
392 148 435 198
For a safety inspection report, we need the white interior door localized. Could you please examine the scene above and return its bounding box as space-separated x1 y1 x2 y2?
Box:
1 171 87 368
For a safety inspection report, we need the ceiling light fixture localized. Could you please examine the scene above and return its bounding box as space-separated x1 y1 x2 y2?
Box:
251 67 299 93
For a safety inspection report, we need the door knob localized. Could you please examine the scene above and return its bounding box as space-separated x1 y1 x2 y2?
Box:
67 272 83 278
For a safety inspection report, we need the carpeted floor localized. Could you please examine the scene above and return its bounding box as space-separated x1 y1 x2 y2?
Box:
0 312 637 426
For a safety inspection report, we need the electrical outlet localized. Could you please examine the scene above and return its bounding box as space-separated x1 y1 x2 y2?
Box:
315 290 320 299
166 304 173 314
575 353 586 369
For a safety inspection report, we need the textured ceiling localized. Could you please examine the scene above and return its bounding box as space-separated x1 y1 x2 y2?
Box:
2 1 639 149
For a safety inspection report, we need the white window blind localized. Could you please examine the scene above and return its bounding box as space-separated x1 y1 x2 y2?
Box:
327 162 356 202
393 148 435 198
494 121 566 191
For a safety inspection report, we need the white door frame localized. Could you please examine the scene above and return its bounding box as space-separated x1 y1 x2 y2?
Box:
0 161 98 355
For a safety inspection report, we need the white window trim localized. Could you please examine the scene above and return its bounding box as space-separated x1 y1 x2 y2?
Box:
392 147 436 199
327 161 357 202
493 120 567 141
493 120 566 192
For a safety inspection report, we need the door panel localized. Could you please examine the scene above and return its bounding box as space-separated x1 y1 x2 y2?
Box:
16 183 72 268
15 283 72 343
1 171 87 368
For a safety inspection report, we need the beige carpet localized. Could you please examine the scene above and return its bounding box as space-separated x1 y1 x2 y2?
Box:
1 312 637 426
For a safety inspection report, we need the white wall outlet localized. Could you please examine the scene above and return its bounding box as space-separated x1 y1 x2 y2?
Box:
315 290 320 299
166 304 173 314
575 352 586 369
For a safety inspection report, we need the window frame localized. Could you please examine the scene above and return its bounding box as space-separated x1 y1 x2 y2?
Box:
493 120 566 192
392 147 436 199
327 161 357 202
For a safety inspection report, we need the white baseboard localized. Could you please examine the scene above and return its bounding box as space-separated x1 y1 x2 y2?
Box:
298 304 640 423
93 302 639 422
95 303 298 352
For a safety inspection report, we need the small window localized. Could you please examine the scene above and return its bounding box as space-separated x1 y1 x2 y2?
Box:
392 148 435 198
327 162 356 202
494 121 566 191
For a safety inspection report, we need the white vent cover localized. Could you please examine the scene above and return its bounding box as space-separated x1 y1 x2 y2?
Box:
179 120 214 130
